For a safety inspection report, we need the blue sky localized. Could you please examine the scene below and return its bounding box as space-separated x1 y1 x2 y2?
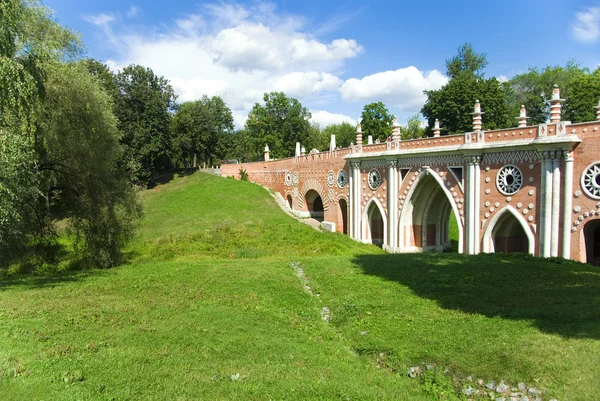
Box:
45 0 600 128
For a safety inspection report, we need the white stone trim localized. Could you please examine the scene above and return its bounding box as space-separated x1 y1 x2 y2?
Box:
361 197 387 245
398 168 464 253
562 154 574 259
481 205 535 254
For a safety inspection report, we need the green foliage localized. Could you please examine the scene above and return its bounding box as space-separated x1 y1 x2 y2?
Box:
321 122 356 148
360 102 393 141
509 61 590 124
172 96 234 168
245 92 312 160
114 64 177 184
238 168 248 181
37 62 141 268
510 62 600 124
0 0 80 265
403 114 426 140
566 67 600 123
422 43 513 135
445 42 488 79
305 122 329 152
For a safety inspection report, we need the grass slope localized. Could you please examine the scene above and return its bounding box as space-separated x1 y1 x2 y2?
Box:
1 172 600 400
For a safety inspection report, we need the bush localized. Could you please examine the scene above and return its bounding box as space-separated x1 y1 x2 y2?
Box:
239 168 249 181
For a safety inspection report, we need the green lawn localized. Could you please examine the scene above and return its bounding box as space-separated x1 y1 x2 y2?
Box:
1 171 599 400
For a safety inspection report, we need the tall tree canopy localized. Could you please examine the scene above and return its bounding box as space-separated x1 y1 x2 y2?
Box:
245 92 312 160
114 65 177 184
510 62 598 124
1 0 141 269
421 43 513 135
360 102 393 141
403 114 426 140
172 96 234 168
0 0 80 262
37 62 141 267
321 122 357 148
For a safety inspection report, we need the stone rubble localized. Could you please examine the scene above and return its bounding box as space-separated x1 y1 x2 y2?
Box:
407 363 558 401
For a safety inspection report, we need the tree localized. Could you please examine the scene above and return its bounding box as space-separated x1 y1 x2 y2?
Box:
305 122 329 152
565 67 600 123
321 122 356 148
0 0 80 264
403 114 425 140
172 96 234 168
36 62 141 267
445 42 488 79
245 92 312 160
422 43 513 135
114 65 177 184
510 62 596 124
360 102 393 141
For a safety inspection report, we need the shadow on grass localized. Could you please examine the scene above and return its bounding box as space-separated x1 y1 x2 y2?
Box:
147 168 197 189
352 252 600 339
0 269 106 291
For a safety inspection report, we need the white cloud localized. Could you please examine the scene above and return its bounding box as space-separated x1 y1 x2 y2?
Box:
83 2 364 128
497 74 509 83
339 67 448 111
310 110 356 128
127 6 142 18
274 72 342 97
572 7 600 42
82 13 115 27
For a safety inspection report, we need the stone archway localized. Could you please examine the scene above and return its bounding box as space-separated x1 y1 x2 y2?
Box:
583 219 600 265
482 206 534 254
338 198 348 234
286 194 293 209
362 198 386 246
399 169 463 253
305 190 324 222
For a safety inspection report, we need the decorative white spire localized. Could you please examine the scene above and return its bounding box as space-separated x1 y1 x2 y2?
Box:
433 119 441 137
549 84 564 123
472 99 484 131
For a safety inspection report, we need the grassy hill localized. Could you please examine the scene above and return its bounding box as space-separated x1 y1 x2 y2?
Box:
1 172 599 400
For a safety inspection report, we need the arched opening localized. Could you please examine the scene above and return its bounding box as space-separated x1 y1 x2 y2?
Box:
583 219 600 265
399 170 462 253
286 195 293 209
482 206 534 255
492 212 528 253
339 199 348 234
305 190 324 222
366 201 384 246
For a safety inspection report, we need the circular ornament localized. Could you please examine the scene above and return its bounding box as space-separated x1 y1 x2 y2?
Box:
327 171 335 187
368 169 381 190
581 162 600 199
293 171 299 185
496 164 523 195
285 171 292 186
337 170 348 189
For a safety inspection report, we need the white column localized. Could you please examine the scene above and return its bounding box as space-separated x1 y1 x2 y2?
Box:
551 152 561 257
543 151 553 258
386 160 398 251
349 164 354 239
562 152 574 259
352 162 362 240
465 156 477 254
473 156 481 253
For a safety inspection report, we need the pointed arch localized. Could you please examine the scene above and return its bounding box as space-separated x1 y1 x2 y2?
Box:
482 205 535 254
361 197 387 246
399 168 464 253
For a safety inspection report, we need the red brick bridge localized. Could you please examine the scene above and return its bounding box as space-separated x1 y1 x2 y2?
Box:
222 88 600 263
